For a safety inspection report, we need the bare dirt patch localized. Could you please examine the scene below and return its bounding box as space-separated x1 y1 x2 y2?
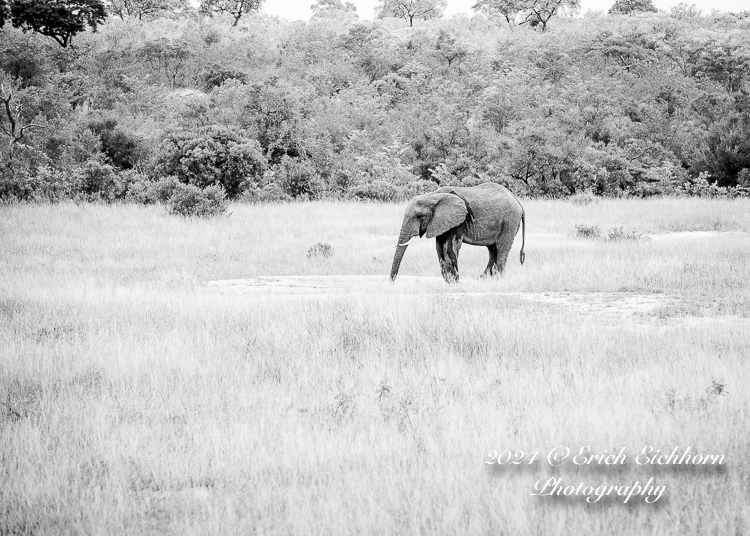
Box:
205 275 750 329
647 231 749 241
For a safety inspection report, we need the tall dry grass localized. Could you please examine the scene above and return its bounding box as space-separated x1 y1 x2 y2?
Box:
1 198 749 535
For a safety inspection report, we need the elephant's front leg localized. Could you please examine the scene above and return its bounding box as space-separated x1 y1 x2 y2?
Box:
435 237 449 282
445 235 461 282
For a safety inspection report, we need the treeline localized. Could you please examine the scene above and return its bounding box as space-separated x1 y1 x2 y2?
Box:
1 1 750 206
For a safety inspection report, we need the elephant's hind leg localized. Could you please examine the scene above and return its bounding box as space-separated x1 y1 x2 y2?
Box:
494 221 521 275
481 244 498 278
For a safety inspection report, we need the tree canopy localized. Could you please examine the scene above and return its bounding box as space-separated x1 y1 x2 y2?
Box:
376 0 447 27
199 0 263 26
608 0 657 15
9 0 107 47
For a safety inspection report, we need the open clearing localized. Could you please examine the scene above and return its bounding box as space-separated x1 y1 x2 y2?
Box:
1 198 750 535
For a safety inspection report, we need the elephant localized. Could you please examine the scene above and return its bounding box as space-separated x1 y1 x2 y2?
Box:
389 183 525 283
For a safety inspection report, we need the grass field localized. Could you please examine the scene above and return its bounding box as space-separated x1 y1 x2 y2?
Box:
1 198 750 535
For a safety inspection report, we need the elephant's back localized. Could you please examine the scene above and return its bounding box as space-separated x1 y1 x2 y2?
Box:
455 183 523 244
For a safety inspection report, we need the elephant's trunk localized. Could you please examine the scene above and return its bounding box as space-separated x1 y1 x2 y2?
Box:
390 220 418 282
390 245 408 281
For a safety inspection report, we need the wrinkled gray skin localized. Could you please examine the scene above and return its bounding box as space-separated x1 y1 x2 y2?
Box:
390 183 525 283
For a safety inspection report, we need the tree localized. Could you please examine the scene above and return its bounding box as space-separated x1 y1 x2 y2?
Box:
106 0 187 20
376 0 447 27
199 0 263 27
472 0 523 25
473 0 579 31
522 0 580 32
310 0 356 19
608 0 657 15
10 0 107 47
0 79 44 159
0 0 8 27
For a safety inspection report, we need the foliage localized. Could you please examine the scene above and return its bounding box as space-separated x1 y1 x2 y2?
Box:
199 0 263 26
1 5 750 204
376 0 447 27
348 180 400 202
0 0 8 27
473 0 580 31
311 0 357 19
306 242 333 258
125 174 179 204
608 0 657 15
575 223 650 241
239 182 292 203
154 126 265 199
167 182 228 217
106 0 188 20
9 0 107 47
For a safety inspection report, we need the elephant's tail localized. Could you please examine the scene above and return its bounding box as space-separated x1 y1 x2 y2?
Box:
520 211 526 265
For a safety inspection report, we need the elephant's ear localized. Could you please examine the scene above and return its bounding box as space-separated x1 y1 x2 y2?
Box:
425 193 468 239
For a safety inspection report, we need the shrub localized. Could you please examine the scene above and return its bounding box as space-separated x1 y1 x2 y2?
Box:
239 183 292 204
575 224 600 239
167 183 228 218
88 120 141 170
202 67 248 90
276 157 321 199
348 180 399 202
602 227 650 242
569 190 598 205
125 174 179 205
402 179 438 198
76 160 120 201
575 224 650 241
307 243 333 258
154 126 265 199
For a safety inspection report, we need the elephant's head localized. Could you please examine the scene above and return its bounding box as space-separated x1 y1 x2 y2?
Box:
390 192 473 281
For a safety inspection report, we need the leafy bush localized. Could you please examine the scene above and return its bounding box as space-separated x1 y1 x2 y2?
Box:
602 227 650 242
569 190 598 205
88 120 142 170
402 179 438 198
239 183 292 203
576 224 650 241
0 165 76 202
276 157 321 199
202 67 248 90
125 174 179 205
76 160 121 201
167 183 229 218
679 173 750 199
307 242 333 258
154 126 265 199
348 180 399 202
575 224 601 239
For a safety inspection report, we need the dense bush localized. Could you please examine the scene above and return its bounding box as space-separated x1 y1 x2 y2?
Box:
167 183 229 217
124 174 179 205
154 126 265 199
348 180 400 202
1 6 750 204
239 183 293 203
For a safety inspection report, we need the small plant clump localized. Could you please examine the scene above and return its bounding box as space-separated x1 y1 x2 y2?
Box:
307 242 333 258
575 224 650 242
569 190 599 205
575 224 601 239
167 183 229 218
666 379 727 413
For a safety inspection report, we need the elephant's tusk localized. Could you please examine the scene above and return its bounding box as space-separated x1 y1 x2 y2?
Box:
397 236 417 247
